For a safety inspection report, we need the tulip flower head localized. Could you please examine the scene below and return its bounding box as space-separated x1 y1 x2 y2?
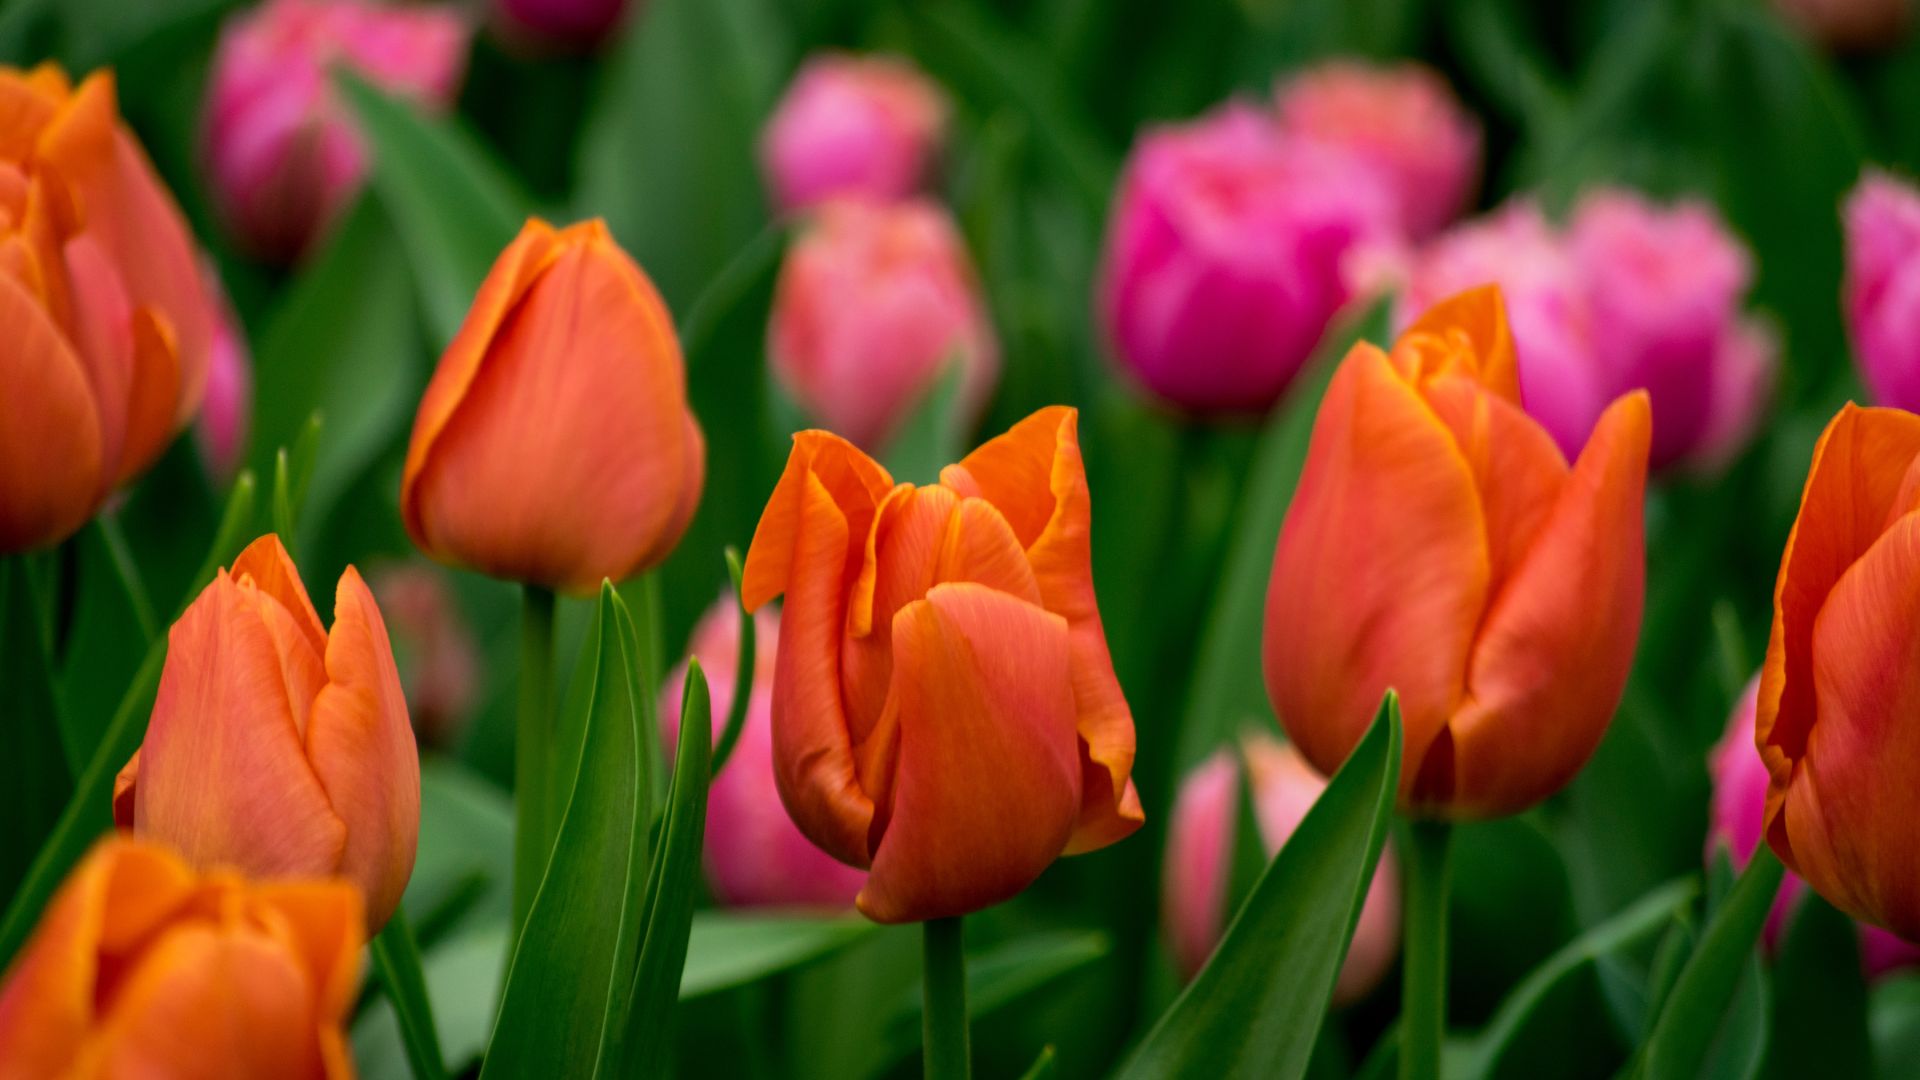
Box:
195 263 254 486
402 218 705 593
1164 734 1399 1001
1265 287 1651 817
760 52 948 213
204 0 470 262
0 837 362 1078
769 197 999 451
742 407 1142 922
1844 170 1920 411
0 64 217 553
662 596 867 908
114 534 420 931
1099 101 1394 416
1758 403 1920 943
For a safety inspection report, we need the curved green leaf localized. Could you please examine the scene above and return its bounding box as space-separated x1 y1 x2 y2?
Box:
710 548 754 778
1639 848 1785 1079
679 914 877 1000
370 905 447 1080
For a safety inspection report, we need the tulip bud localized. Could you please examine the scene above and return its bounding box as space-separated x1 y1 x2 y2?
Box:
742 407 1143 922
113 534 420 931
1773 0 1910 50
1845 170 1920 411
0 837 362 1077
195 262 253 487
769 198 999 451
661 596 866 908
369 562 481 748
1099 102 1394 416
1273 60 1480 240
402 218 705 593
490 0 632 52
0 64 217 553
1164 735 1399 1002
1710 675 1920 975
1758 403 1920 943
760 53 947 213
1265 287 1651 817
204 0 470 263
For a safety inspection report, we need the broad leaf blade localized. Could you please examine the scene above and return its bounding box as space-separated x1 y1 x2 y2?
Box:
1118 693 1403 1079
678 914 877 1000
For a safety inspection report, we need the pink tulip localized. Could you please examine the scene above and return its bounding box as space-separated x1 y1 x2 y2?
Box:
661 596 866 909
1708 676 1920 977
1163 734 1399 1004
1845 170 1920 411
194 263 252 487
1099 102 1394 416
204 0 470 263
1773 0 1910 50
490 0 632 51
1274 60 1481 240
760 53 947 213
768 198 999 451
368 563 480 749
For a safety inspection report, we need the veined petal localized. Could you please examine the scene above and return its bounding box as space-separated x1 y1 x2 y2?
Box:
230 534 327 656
742 429 893 612
0 268 102 553
1388 284 1521 404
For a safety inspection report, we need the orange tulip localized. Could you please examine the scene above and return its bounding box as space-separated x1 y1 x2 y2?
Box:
113 534 419 930
401 217 705 592
0 837 361 1079
0 64 216 553
1264 286 1651 817
742 406 1142 922
1758 403 1920 941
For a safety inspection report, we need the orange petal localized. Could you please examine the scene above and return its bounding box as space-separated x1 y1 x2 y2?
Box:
304 568 419 930
230 534 328 656
1440 391 1649 816
1388 284 1522 404
1264 343 1489 804
742 429 893 612
858 584 1081 922
111 750 139 828
841 484 955 746
247 881 365 1025
0 268 103 554
112 304 182 488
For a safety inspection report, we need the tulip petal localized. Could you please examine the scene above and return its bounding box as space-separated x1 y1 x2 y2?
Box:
1417 371 1568 592
1161 750 1236 979
230 533 328 656
248 881 365 1024
858 584 1081 922
841 484 955 746
743 430 894 613
304 568 419 929
1265 343 1489 802
1389 283 1521 404
1443 391 1650 817
0 268 102 553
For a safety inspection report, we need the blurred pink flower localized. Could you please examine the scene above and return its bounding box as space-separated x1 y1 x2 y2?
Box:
661 596 866 910
1844 170 1920 411
1100 102 1394 416
1163 734 1399 1004
760 53 948 213
768 197 998 451
1773 0 1910 51
1708 675 1920 978
369 563 481 748
1274 60 1480 240
490 0 632 51
194 262 252 487
204 0 470 263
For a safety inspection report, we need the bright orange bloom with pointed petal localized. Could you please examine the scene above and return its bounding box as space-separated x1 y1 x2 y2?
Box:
742 407 1142 922
401 217 705 593
1264 286 1651 817
0 837 362 1079
1758 403 1920 941
114 534 419 931
0 64 216 553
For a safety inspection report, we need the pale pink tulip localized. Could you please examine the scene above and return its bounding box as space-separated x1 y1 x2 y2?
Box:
760 53 947 213
1845 170 1920 411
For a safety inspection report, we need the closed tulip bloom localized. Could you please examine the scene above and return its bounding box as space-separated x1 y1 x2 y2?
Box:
0 65 217 553
195 263 253 486
402 218 705 593
113 534 419 931
205 0 469 263
1265 287 1651 816
1845 170 1920 411
769 198 998 451
1274 60 1480 240
370 563 481 748
1710 675 1920 975
1164 735 1399 1001
1100 102 1393 416
742 406 1142 922
662 596 866 908
0 837 362 1079
760 53 947 213
490 0 632 51
1757 403 1920 942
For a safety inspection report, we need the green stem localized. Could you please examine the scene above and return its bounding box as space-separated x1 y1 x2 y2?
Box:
371 904 446 1080
511 585 558 931
1399 818 1453 1080
95 512 156 643
923 916 971 1080
711 548 754 778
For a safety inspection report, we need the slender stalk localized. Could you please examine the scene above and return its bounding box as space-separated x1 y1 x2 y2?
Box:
1399 819 1453 1080
511 585 558 931
95 513 156 643
923 916 971 1080
370 904 447 1080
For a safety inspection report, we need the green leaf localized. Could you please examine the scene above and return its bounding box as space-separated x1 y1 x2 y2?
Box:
710 548 754 778
1117 693 1403 1079
0 558 72 899
354 924 511 1080
882 930 1113 1064
881 360 970 485
336 72 529 349
1458 878 1697 1079
607 660 713 1077
1639 847 1786 1079
406 761 514 948
1019 1046 1059 1080
679 913 878 999
369 905 448 1080
481 586 650 1079
1174 299 1389 771
270 413 324 555
1871 973 1920 1080
1702 955 1769 1080
1763 896 1869 1080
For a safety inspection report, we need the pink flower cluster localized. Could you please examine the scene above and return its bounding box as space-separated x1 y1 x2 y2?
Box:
1844 170 1920 411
